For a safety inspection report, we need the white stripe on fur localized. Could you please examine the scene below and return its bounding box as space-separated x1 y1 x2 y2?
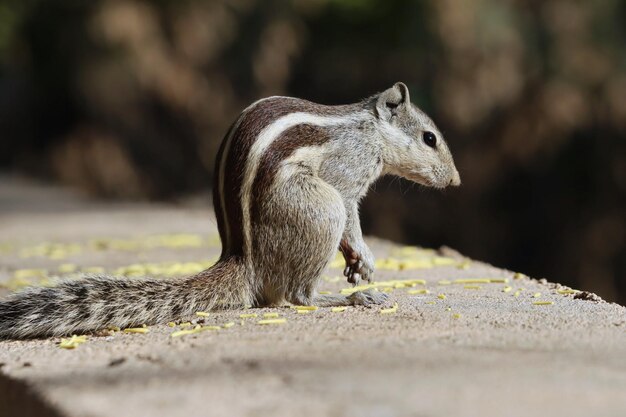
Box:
240 111 366 261
217 96 278 253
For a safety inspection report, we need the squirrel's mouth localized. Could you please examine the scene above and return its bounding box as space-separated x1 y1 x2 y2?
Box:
405 170 436 188
408 166 460 189
408 172 455 190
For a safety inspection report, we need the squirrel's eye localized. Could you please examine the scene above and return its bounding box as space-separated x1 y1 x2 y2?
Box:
423 131 437 148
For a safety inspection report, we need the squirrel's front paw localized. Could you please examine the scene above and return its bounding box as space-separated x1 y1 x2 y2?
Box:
342 245 375 286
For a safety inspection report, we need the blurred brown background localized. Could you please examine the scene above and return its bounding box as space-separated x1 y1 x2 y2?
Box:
0 0 625 302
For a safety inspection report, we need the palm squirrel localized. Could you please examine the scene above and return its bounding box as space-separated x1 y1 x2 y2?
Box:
0 82 460 339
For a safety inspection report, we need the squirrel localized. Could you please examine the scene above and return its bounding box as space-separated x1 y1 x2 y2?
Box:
0 82 460 339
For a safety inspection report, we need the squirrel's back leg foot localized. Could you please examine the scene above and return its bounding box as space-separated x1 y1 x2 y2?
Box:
290 290 388 308
346 289 388 306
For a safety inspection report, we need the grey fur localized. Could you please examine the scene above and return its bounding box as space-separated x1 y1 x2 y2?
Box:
0 82 459 339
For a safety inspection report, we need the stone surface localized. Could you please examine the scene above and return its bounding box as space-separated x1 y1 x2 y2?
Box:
1 177 626 417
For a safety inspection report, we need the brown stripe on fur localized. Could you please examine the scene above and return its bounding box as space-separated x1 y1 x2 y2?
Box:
213 119 238 258
250 124 331 223
220 97 361 256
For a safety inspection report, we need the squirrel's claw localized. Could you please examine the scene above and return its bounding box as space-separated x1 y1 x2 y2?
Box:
345 260 373 286
340 240 375 286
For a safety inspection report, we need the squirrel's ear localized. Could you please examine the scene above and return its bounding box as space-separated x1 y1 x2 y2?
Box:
376 82 410 121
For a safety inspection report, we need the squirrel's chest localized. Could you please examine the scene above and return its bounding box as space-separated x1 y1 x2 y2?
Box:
318 140 383 199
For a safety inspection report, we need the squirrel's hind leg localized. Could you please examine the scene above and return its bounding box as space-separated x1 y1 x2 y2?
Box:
252 167 388 308
252 168 346 305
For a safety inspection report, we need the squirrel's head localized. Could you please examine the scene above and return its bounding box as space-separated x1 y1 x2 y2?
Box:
374 82 460 189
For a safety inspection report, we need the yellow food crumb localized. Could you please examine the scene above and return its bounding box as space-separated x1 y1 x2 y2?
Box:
239 313 258 318
258 319 287 325
123 327 149 334
452 313 462 319
110 259 216 278
58 263 77 273
107 326 121 332
425 301 436 305
331 307 347 313
3 276 33 290
432 256 457 266
532 292 541 298
297 310 310 314
222 322 235 328
167 322 176 327
59 335 88 349
455 279 490 284
513 291 521 297
437 293 446 300
380 257 435 270
380 303 398 314
82 266 105 273
196 311 210 317
292 306 318 311
532 301 554 306
488 278 509 283
407 289 429 295
318 291 332 295
19 242 82 259
513 272 525 280
263 312 280 318
339 279 428 295
14 269 47 280
375 258 400 270
49 250 68 260
557 289 578 295
503 286 513 293
170 325 221 338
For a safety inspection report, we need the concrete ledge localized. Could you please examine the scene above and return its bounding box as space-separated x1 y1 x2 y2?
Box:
1 181 625 417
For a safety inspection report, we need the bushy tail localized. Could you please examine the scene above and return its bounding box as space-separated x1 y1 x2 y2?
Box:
0 258 249 339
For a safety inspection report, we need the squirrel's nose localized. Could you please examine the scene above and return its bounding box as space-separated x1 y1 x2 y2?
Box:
449 169 461 187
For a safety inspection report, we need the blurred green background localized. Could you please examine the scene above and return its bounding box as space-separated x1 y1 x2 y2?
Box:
0 0 625 302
